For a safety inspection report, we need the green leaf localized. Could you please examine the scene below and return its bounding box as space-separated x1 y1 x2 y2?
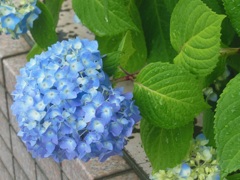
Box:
26 44 43 61
45 0 64 27
140 118 193 171
215 73 240 178
97 35 122 76
134 62 207 129
103 29 146 78
117 30 146 73
227 54 240 73
97 35 122 54
97 0 146 77
201 0 236 46
201 0 223 13
227 173 240 180
163 0 179 14
30 2 58 49
203 109 216 147
227 37 240 72
118 31 135 68
223 0 240 37
135 0 143 8
170 0 225 77
103 52 122 76
122 0 146 73
139 0 177 63
72 0 138 36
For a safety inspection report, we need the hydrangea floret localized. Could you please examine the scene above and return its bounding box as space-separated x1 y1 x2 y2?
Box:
0 0 41 38
11 37 141 162
150 134 221 180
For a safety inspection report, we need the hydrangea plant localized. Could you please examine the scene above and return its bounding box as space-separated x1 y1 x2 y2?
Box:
1 0 240 179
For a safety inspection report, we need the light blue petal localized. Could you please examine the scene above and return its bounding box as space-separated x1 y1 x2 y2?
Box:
1 13 20 30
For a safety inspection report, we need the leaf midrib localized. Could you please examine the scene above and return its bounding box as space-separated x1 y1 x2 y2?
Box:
135 81 195 106
179 12 221 53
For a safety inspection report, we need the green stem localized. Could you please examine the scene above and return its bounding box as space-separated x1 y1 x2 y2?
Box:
220 48 240 56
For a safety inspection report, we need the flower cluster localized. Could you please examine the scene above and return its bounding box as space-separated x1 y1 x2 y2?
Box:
151 134 220 180
11 37 141 162
0 0 41 38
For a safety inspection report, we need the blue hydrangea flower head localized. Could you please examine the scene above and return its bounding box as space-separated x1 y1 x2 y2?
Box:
11 37 141 162
0 0 41 38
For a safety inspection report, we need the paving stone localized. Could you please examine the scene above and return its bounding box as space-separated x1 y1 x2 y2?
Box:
0 35 30 59
62 172 69 180
0 83 8 118
124 122 153 177
36 165 48 180
57 20 94 40
0 158 13 180
106 171 140 180
116 81 134 93
3 54 27 94
125 123 148 165
57 9 94 40
62 156 131 180
61 0 72 11
0 35 30 84
0 136 14 177
14 158 29 180
36 158 61 180
57 9 74 27
0 59 3 85
57 0 94 40
11 128 36 180
0 110 11 148
138 162 152 176
7 94 20 132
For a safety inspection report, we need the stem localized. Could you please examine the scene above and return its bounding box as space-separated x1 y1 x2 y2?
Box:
112 67 139 83
112 73 138 83
119 66 131 75
220 48 240 56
